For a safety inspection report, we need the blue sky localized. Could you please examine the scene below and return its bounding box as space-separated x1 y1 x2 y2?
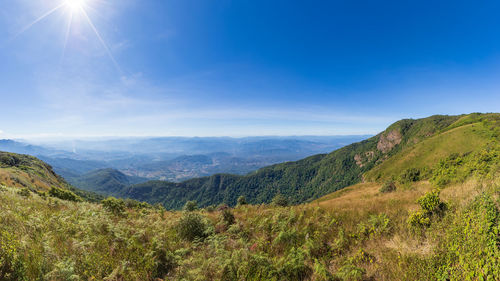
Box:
0 0 499 138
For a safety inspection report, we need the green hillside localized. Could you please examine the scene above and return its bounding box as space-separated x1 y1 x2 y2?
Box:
365 113 499 182
120 113 498 209
0 151 101 202
67 168 131 194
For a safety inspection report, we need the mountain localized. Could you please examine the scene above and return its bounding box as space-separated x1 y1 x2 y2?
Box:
4 136 368 184
0 151 101 201
119 113 499 209
65 168 131 194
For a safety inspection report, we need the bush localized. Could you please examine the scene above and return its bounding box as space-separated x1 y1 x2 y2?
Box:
221 209 235 227
417 189 447 216
407 211 431 228
124 198 151 209
0 230 25 280
336 263 365 281
272 194 288 207
379 181 396 193
44 259 80 281
17 188 30 197
279 247 312 281
243 254 278 280
183 200 198 212
435 193 500 280
407 189 447 229
237 195 247 206
101 197 126 215
152 248 177 278
177 213 210 241
399 168 421 184
48 187 82 202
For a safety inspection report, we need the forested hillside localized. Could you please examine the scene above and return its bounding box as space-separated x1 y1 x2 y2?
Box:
120 113 499 209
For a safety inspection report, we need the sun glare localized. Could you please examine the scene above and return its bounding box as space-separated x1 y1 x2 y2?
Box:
65 0 86 12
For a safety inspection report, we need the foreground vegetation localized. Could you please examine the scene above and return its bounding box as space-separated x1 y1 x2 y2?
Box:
1 174 498 280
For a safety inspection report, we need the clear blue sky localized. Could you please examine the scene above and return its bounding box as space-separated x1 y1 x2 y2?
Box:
0 0 499 138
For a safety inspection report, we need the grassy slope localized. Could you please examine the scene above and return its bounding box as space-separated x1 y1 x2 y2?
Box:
0 151 102 202
364 122 491 181
0 151 67 191
1 171 498 280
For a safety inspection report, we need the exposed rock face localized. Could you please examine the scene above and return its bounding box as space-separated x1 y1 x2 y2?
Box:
354 150 375 167
377 130 402 153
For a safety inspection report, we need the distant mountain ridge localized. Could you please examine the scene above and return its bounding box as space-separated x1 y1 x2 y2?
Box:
118 113 499 209
0 136 368 190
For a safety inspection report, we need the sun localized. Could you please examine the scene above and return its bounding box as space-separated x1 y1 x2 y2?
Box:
65 0 87 12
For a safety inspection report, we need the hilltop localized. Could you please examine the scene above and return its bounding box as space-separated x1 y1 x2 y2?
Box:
120 113 499 209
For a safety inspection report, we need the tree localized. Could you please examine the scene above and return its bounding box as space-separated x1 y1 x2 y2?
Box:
221 209 235 227
183 200 198 212
101 197 126 215
177 213 209 241
272 194 288 207
237 196 247 206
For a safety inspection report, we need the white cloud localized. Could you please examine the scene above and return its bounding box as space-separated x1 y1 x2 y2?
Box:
0 130 3 134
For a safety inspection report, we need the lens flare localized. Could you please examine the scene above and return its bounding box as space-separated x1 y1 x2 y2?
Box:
66 0 86 12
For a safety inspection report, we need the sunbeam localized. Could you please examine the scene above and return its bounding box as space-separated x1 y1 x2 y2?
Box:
60 11 74 64
12 0 121 73
80 8 122 73
13 2 66 40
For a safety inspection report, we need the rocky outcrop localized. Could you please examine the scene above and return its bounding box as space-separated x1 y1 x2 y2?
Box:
354 150 375 167
377 130 402 153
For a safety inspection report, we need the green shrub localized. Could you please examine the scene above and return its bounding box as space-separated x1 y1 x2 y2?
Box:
243 254 278 280
379 181 396 193
44 259 80 281
272 194 288 207
124 198 151 209
417 189 447 215
152 248 177 278
221 209 235 227
431 146 499 187
407 210 431 228
357 213 391 239
177 213 210 241
435 193 500 280
335 264 365 281
407 189 447 230
237 195 247 206
183 200 198 212
101 197 126 215
0 230 25 280
17 188 30 197
279 247 312 281
48 187 82 202
399 168 421 184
